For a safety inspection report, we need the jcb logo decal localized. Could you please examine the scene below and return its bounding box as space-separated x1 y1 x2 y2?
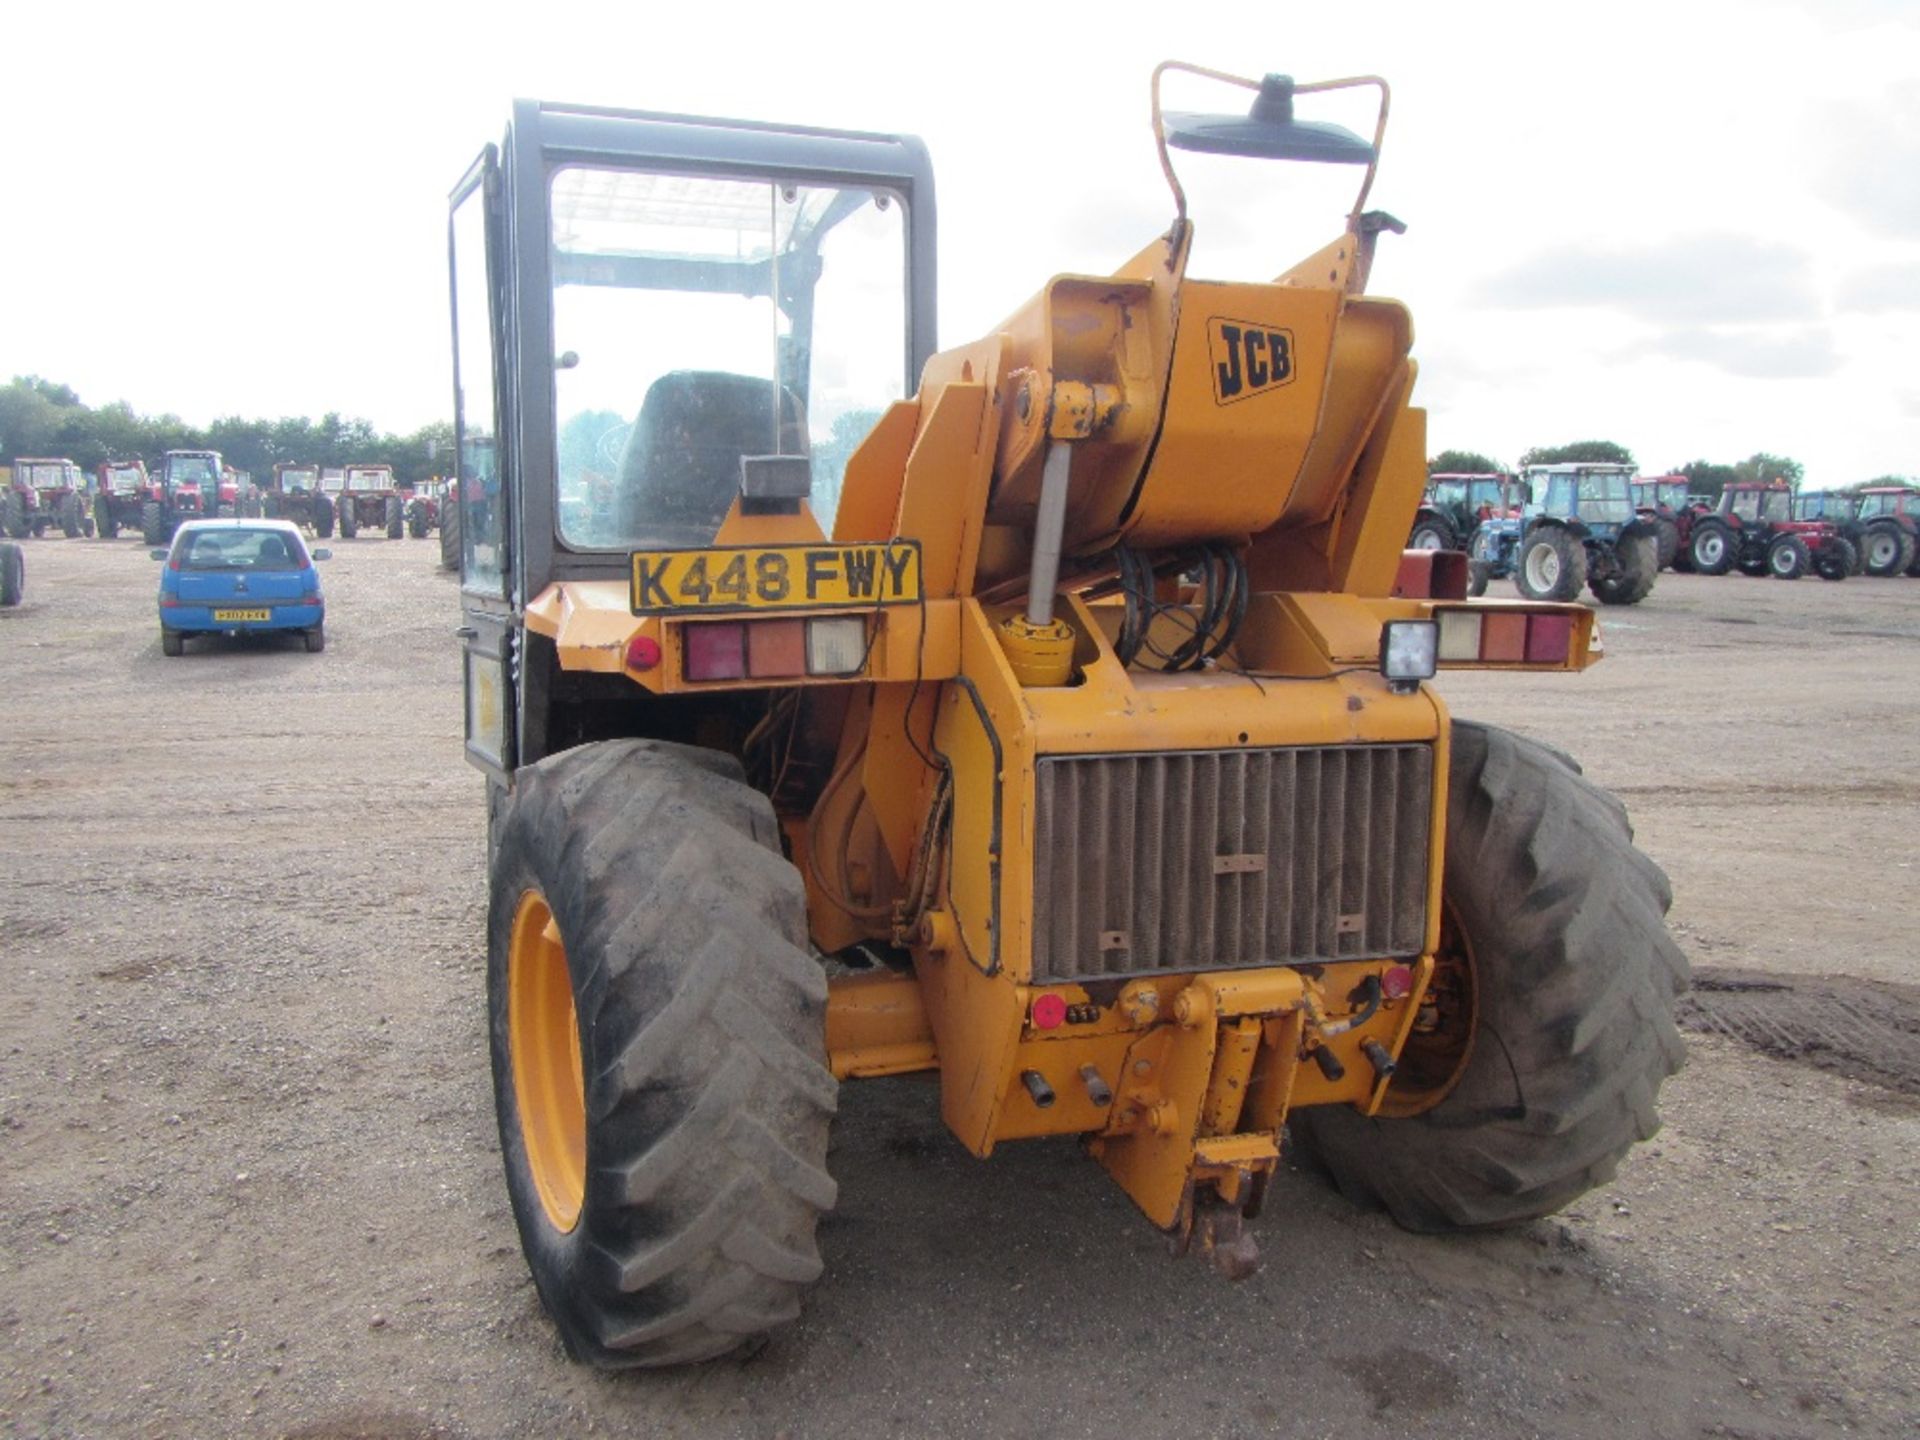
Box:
1208 318 1295 406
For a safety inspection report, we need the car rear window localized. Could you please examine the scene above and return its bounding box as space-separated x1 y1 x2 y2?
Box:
179 530 304 571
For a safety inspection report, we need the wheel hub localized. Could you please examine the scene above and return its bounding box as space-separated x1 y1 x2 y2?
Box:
508 890 586 1232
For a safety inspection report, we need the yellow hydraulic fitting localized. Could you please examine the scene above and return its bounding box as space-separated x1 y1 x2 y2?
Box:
996 612 1075 687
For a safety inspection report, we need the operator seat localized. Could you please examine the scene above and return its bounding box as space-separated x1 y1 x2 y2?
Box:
614 371 807 543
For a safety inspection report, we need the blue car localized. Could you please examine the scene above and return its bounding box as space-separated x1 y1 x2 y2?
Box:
154 519 330 656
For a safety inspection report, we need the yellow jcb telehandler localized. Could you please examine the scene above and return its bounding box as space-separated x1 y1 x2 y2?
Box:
446 62 1687 1366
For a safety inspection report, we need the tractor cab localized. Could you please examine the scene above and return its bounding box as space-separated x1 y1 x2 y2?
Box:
160 450 224 517
1855 487 1920 523
1631 476 1688 515
1721 482 1793 526
1525 463 1635 536
447 102 936 776
1796 491 1856 522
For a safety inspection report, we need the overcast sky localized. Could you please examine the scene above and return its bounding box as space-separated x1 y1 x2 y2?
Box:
4 0 1916 482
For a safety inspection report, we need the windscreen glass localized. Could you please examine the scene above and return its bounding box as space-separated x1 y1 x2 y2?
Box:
168 456 218 485
179 529 304 571
548 166 909 549
346 469 390 492
106 465 143 493
1576 471 1631 522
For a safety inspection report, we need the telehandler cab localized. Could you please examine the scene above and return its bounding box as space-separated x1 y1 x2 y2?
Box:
450 63 1686 1368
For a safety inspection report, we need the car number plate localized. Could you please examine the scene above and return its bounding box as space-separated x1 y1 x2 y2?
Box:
212 608 272 622
630 542 921 615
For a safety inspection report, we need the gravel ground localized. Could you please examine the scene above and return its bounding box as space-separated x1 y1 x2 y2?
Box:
1 540 1915 1440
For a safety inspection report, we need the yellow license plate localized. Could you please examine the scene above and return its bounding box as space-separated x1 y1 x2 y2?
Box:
212 608 272 622
630 542 921 614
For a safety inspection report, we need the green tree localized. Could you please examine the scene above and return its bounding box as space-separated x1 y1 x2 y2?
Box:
1731 452 1803 487
1518 440 1636 468
1676 459 1738 504
1428 449 1504 476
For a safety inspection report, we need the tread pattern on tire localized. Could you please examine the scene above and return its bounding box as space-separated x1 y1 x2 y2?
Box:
1291 720 1689 1233
488 738 836 1368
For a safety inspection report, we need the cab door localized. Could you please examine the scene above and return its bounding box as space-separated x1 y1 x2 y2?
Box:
450 144 516 782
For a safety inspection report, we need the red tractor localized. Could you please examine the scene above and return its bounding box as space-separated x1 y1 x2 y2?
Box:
142 449 229 543
1853 487 1920 577
334 463 407 538
399 478 441 539
1630 475 1690 570
1683 481 1854 581
261 463 337 537
93 459 159 538
5 458 92 538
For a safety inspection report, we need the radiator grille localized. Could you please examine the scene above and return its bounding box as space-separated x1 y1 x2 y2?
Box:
1030 744 1433 982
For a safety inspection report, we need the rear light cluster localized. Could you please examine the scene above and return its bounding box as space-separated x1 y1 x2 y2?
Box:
631 616 871 682
1436 608 1574 665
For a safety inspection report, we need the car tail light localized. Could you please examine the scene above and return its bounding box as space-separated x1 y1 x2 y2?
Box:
684 622 746 681
1436 610 1480 661
746 619 808 679
806 617 867 676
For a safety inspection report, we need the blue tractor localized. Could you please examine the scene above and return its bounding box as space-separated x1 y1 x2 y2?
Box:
1512 463 1659 605
1462 475 1531 596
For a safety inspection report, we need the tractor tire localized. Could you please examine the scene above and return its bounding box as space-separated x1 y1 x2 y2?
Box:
95 495 119 539
1907 539 1920 579
0 541 23 606
1861 524 1911 578
1688 521 1734 576
1652 516 1680 570
338 499 358 539
160 628 184 657
1 491 27 540
385 496 405 540
1816 537 1857 582
312 497 335 539
1408 517 1454 552
58 492 82 538
439 499 462 572
1467 560 1490 598
1291 720 1688 1233
141 501 165 547
487 739 836 1369
1590 535 1656 606
304 623 326 654
406 498 428 539
1515 528 1586 602
1766 535 1810 580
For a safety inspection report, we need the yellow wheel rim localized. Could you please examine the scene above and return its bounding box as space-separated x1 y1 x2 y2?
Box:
508 890 586 1232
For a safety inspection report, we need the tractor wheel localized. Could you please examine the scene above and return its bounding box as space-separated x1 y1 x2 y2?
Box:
1766 534 1810 580
313 497 335 539
1408 517 1454 552
439 499 462 572
386 497 405 540
338 499 358 538
1688 521 1734 576
263 493 282 519
1815 538 1856 582
141 501 165 547
304 623 326 654
0 542 23 606
1515 528 1586 602
487 739 836 1368
1906 538 1920 579
1 491 27 540
1861 524 1910 578
1291 720 1687 1233
1590 535 1656 606
58 492 82 538
407 498 429 539
1652 517 1680 570
1467 560 1490 598
160 628 184 657
94 495 118 539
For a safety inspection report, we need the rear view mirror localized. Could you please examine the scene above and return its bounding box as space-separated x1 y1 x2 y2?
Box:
149 548 168 560
1164 74 1376 164
311 548 332 561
